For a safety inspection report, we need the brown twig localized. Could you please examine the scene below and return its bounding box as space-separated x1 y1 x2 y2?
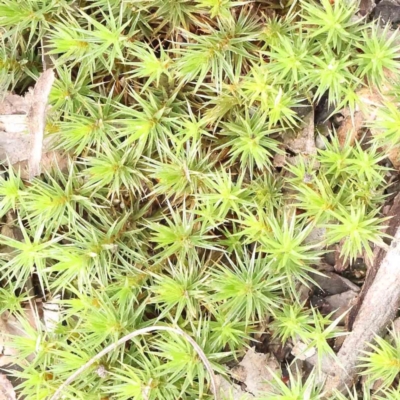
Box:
48 325 219 400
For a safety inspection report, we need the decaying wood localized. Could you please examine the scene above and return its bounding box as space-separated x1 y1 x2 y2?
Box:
27 69 55 180
347 193 400 330
323 209 400 394
0 374 16 400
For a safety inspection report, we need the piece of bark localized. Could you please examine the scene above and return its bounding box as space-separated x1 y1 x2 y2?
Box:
347 192 400 330
323 222 400 395
0 374 16 400
27 69 55 180
0 94 31 115
0 115 28 134
0 312 34 367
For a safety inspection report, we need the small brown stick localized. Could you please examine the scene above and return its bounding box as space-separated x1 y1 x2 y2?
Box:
323 220 400 394
48 325 219 400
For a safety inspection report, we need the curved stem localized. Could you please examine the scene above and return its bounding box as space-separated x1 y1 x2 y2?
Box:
49 325 219 400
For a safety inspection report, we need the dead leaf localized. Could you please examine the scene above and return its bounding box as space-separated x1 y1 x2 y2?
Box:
284 111 317 156
392 317 400 335
292 340 335 375
296 282 311 304
0 94 31 115
388 146 400 170
324 291 358 324
12 150 69 180
334 240 350 273
231 348 280 396
215 375 254 400
0 71 66 179
0 374 16 400
285 154 320 170
43 296 62 333
291 341 316 361
304 227 327 250
0 308 39 367
335 49 400 169
337 109 364 148
272 153 286 168
337 86 383 148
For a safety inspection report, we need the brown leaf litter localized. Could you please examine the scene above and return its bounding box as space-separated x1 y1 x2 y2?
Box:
0 70 67 180
0 374 16 400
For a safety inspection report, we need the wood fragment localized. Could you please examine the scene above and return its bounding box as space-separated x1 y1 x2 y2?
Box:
27 69 55 180
323 208 400 394
215 375 254 400
347 193 400 330
0 374 16 400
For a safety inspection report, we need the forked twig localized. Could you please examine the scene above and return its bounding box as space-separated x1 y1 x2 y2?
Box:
49 325 219 400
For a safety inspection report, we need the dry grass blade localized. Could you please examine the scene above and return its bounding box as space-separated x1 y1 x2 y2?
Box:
27 69 55 180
